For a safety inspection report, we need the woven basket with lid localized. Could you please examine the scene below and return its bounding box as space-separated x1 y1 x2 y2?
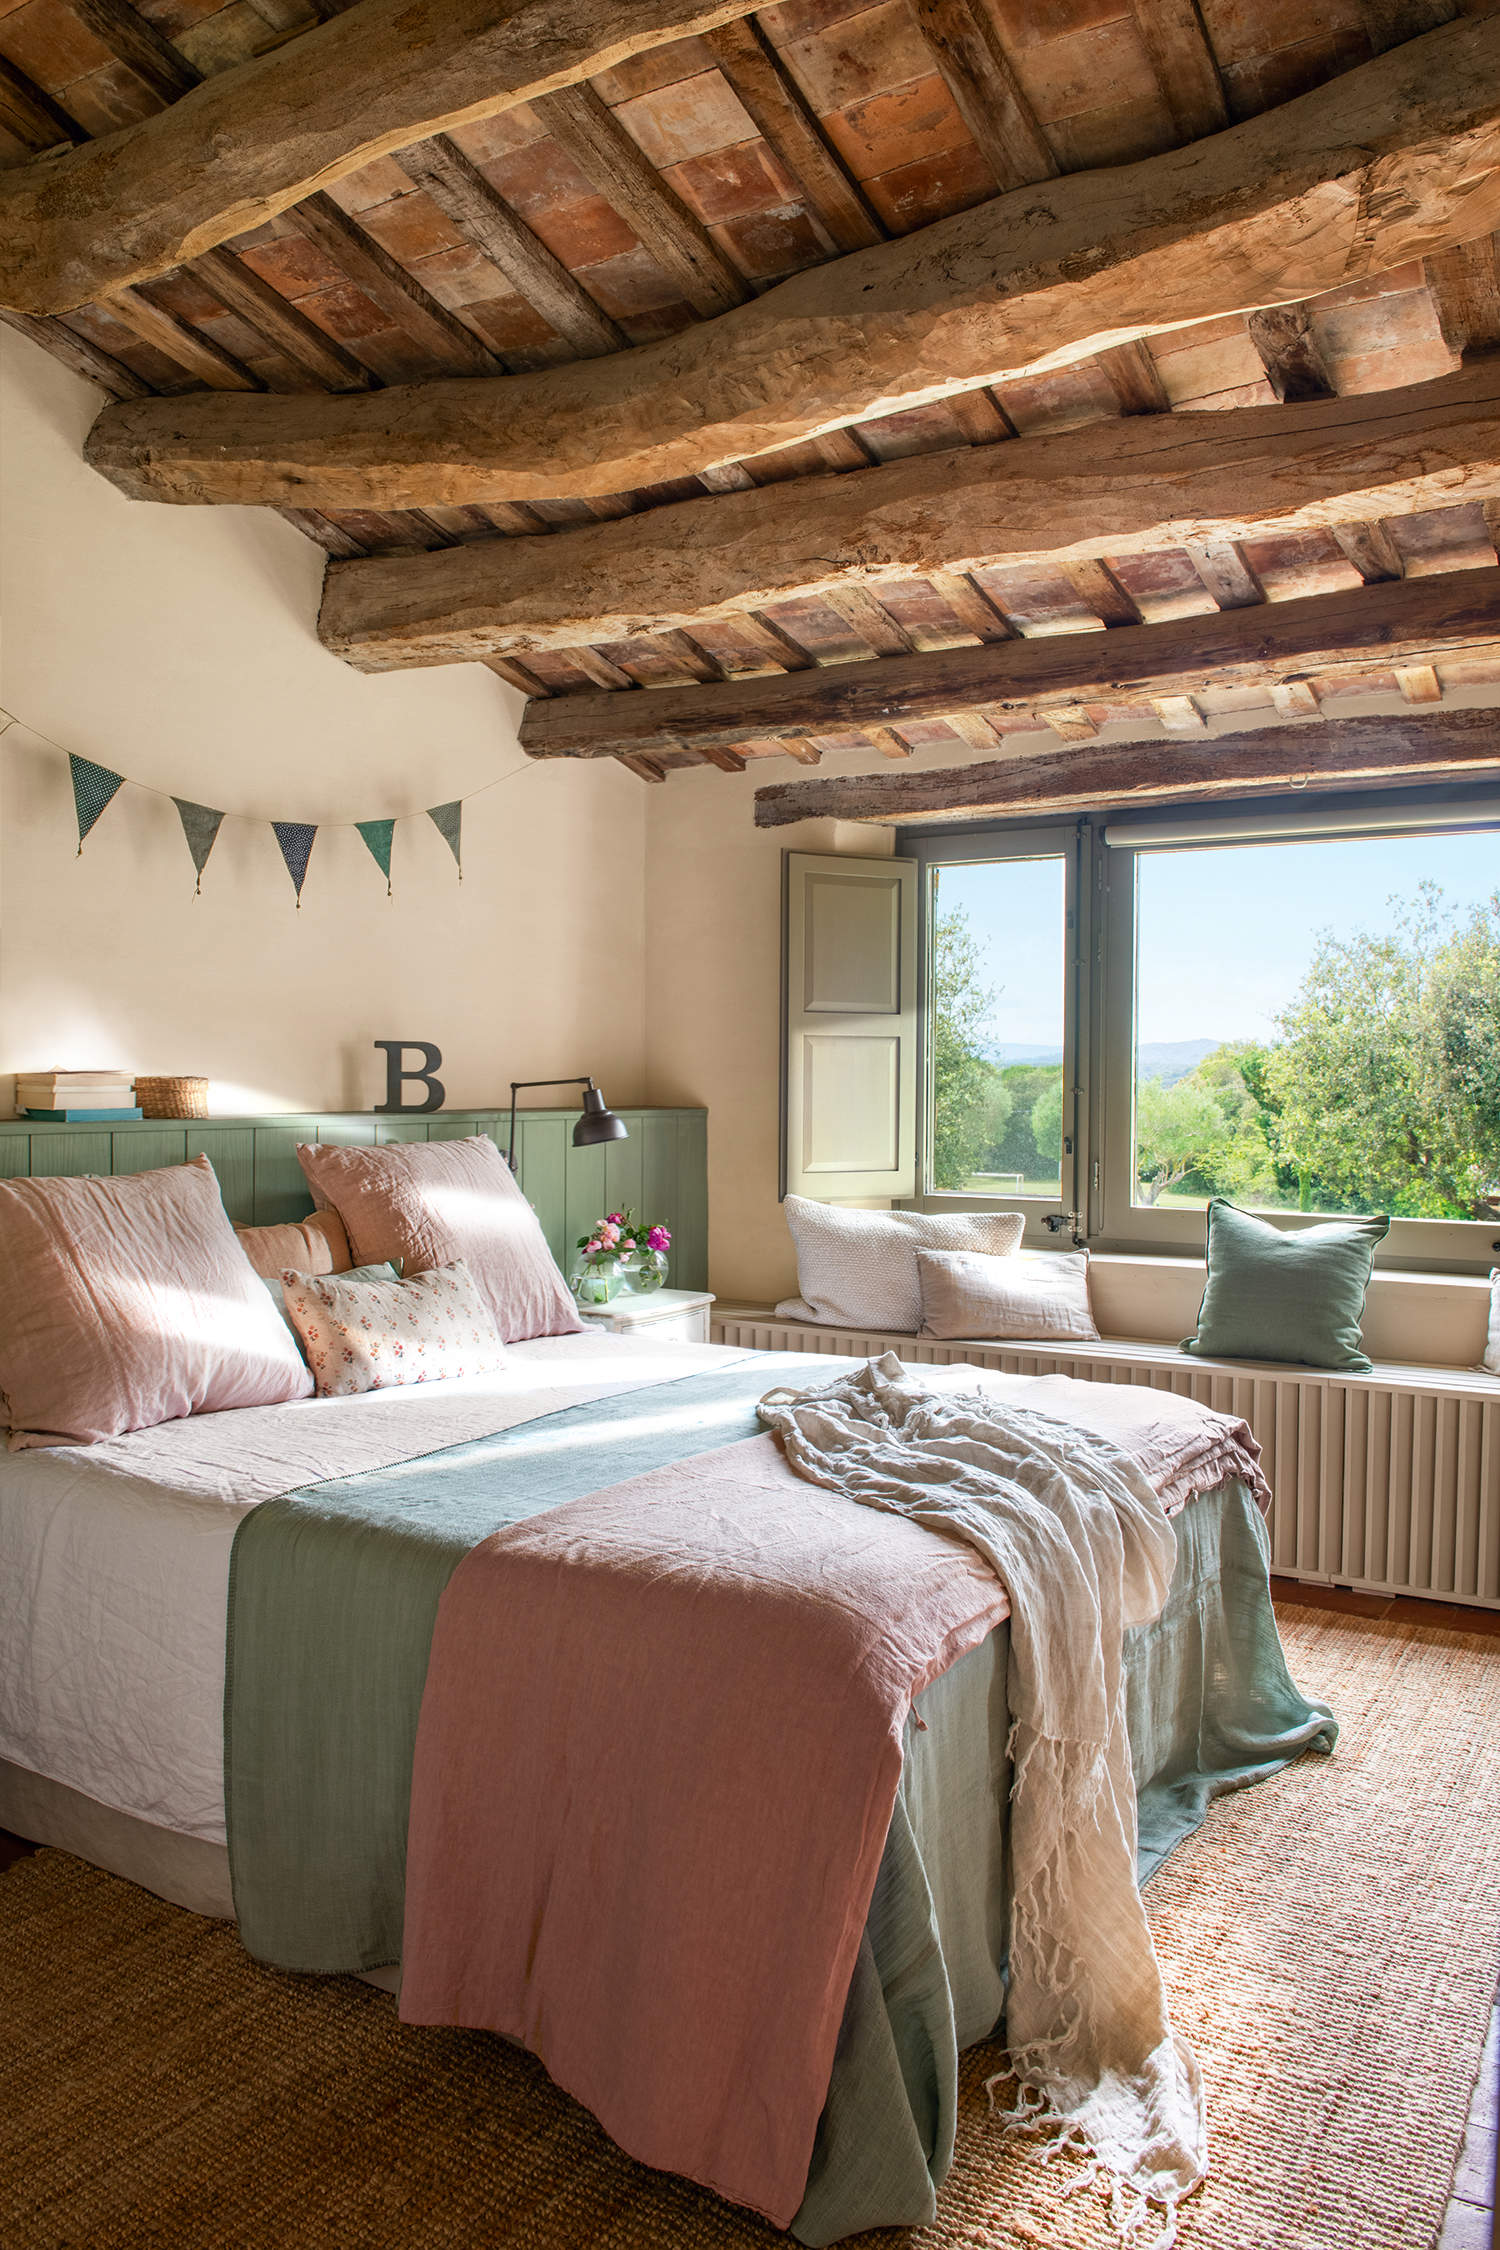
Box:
135 1075 209 1120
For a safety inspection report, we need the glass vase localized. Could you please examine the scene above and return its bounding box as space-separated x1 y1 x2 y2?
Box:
571 1253 627 1306
625 1248 670 1293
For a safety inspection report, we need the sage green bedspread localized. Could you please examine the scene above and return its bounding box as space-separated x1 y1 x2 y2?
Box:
224 1352 1335 2245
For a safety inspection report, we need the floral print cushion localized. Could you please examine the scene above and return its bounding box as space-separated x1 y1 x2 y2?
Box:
281 1258 507 1397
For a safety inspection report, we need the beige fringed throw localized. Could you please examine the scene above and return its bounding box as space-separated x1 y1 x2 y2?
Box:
758 1353 1207 2244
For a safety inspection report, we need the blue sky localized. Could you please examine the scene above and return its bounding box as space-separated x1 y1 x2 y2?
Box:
936 831 1499 1049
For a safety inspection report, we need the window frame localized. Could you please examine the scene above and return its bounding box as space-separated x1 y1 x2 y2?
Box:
900 783 1500 1276
902 817 1091 1249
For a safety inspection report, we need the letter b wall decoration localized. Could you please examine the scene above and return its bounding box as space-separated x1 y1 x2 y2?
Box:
374 1040 445 1114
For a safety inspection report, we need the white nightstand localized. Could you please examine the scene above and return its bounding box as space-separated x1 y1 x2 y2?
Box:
575 1288 716 1344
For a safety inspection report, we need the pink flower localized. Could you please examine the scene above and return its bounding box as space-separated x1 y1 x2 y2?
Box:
622 1238 636 1251
606 1213 624 1226
648 1226 671 1252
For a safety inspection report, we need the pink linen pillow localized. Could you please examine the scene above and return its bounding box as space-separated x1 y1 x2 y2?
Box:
0 1155 313 1449
295 1135 582 1342
282 1260 508 1397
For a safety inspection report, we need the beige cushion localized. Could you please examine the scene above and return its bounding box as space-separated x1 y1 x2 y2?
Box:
282 1260 508 1397
296 1135 582 1343
776 1196 1025 1332
235 1208 351 1281
917 1247 1100 1344
0 1155 313 1448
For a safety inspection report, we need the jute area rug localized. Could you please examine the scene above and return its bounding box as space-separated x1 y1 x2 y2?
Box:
1 1608 1496 2250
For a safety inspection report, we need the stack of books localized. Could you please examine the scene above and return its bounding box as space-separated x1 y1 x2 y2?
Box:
17 1070 141 1122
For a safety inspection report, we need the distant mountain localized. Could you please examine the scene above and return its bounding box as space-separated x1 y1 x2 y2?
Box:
986 1037 1223 1085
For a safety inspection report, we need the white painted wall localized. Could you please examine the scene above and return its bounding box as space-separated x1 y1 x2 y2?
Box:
0 328 646 1117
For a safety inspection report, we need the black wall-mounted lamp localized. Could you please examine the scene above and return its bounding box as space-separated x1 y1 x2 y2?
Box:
506 1077 628 1171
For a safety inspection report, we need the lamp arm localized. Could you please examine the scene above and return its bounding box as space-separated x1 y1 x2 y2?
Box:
506 1076 597 1170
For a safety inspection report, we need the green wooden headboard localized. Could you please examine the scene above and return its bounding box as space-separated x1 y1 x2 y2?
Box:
0 1110 710 1292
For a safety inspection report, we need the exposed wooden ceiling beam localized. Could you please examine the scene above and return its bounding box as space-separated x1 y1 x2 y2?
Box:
0 0 768 317
101 286 263 390
0 306 151 397
0 55 87 152
752 707 1500 827
514 568 1500 761
79 19 1500 506
530 83 749 319
287 193 503 377
1425 238 1500 359
310 363 1500 665
908 0 1057 191
1245 304 1335 401
394 137 626 360
70 0 201 104
702 19 883 254
194 246 378 391
1128 0 1229 145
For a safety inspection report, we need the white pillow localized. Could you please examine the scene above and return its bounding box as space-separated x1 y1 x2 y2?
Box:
775 1195 1025 1332
916 1247 1099 1344
1483 1269 1499 1376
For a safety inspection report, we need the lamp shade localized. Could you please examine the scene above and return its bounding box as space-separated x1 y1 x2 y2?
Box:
573 1085 628 1147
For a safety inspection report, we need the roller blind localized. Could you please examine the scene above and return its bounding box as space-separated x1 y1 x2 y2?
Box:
1104 787 1500 852
782 851 917 1200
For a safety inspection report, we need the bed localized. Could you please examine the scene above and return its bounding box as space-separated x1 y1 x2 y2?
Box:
0 1325 1334 2243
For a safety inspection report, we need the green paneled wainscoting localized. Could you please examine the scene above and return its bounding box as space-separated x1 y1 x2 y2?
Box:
0 1111 710 1294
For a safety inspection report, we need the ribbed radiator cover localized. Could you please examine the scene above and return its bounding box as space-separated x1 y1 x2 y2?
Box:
711 1314 1500 1610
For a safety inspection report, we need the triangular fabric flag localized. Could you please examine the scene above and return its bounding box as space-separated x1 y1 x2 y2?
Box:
357 818 396 896
69 755 124 853
271 820 317 907
427 800 462 878
173 798 225 894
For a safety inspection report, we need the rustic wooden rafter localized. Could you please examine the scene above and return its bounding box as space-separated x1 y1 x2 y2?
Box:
286 193 504 377
101 286 263 390
1127 0 1229 145
1245 304 1335 402
70 0 201 104
0 308 150 398
79 19 1500 508
514 569 1500 762
310 363 1500 666
0 0 770 317
529 83 751 319
0 55 86 152
752 706 1500 825
702 19 883 254
194 246 379 391
393 138 626 359
908 0 1058 192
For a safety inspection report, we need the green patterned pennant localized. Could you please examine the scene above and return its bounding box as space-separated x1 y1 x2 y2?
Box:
357 818 396 896
427 799 462 878
69 755 124 853
173 798 225 894
271 820 317 907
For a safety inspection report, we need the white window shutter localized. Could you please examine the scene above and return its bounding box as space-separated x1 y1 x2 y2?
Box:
783 851 917 1200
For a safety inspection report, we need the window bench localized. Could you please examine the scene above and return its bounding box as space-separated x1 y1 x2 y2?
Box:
710 1301 1500 1612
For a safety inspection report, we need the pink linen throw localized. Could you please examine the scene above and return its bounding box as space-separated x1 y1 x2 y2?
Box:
399 1431 1009 2225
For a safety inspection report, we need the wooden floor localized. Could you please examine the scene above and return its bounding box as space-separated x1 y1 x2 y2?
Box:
2 1578 1496 2245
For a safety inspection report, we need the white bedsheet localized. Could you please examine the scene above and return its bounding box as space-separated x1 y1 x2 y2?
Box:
0 1333 740 1844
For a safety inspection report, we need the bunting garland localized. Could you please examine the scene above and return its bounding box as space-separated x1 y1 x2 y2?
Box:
70 755 125 852
272 820 318 907
356 818 396 896
427 800 462 877
173 798 226 894
2 705 519 908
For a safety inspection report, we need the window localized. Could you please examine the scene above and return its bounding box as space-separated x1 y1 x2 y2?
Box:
906 792 1500 1272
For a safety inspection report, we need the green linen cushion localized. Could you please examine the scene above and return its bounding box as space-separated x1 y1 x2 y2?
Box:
1183 1198 1390 1372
